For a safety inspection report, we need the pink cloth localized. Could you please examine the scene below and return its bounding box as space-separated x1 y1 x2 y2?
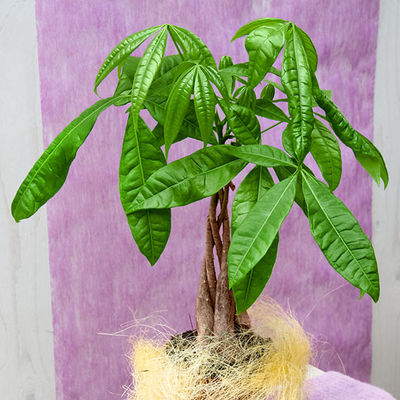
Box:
307 372 395 399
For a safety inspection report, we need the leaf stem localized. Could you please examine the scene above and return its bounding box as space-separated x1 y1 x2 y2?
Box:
272 98 288 103
169 31 184 60
261 121 283 134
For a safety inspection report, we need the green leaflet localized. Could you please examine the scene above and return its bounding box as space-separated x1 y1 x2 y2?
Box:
12 96 124 222
314 90 388 188
122 56 142 81
301 171 380 301
218 57 235 96
164 67 196 157
310 119 342 191
229 144 296 168
255 98 290 122
167 25 217 68
114 55 186 99
128 146 247 212
296 27 318 72
260 84 275 100
130 28 168 125
113 73 133 101
149 60 194 97
311 89 331 107
282 24 314 163
274 166 307 215
94 26 161 94
146 98 217 145
231 166 278 313
219 62 249 77
228 104 260 144
219 55 233 70
231 166 275 233
120 55 190 97
119 115 171 265
245 24 288 88
237 86 257 110
228 174 297 287
232 237 279 313
158 54 184 75
201 65 231 101
282 123 294 156
194 68 216 146
232 18 287 41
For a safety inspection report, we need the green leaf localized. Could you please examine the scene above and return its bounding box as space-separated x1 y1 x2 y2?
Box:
229 144 296 168
281 123 295 156
119 115 171 265
311 89 331 107
94 26 161 94
296 27 318 72
245 24 287 87
201 66 231 101
233 237 279 313
115 55 188 99
12 96 123 222
167 25 216 68
228 174 297 287
158 54 184 75
193 68 216 145
255 98 290 122
228 104 260 145
232 166 274 234
219 62 249 77
281 24 314 163
301 171 380 301
150 60 195 97
113 73 133 100
231 166 278 313
164 67 196 156
310 119 342 190
146 98 217 145
261 84 275 100
232 18 287 41
237 86 257 110
128 146 247 212
122 56 142 81
274 166 307 215
314 90 388 188
130 28 168 125
219 55 233 70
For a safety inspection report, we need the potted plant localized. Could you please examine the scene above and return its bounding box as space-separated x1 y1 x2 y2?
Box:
11 17 388 399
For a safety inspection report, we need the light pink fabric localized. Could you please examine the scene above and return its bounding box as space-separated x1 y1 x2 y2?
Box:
307 372 395 399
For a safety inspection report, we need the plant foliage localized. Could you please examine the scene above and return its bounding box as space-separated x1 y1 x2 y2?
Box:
12 20 388 312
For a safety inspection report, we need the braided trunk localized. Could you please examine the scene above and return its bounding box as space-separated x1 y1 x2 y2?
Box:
196 183 250 339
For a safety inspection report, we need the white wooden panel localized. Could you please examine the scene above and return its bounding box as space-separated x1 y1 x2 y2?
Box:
372 0 400 397
0 0 56 399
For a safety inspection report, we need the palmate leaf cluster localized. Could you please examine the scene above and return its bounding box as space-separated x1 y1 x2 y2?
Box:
11 20 388 313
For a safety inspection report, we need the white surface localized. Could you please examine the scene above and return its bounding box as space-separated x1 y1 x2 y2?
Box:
0 0 56 399
371 0 400 398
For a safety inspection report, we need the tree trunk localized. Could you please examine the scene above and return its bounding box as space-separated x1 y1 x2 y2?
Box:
195 184 250 339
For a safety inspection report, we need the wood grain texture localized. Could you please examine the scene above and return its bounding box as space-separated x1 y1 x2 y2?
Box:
372 0 400 397
0 0 56 399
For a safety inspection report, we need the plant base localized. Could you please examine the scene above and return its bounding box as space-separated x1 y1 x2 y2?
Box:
127 299 311 400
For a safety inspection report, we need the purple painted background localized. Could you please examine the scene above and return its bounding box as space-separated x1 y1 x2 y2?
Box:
35 1 379 398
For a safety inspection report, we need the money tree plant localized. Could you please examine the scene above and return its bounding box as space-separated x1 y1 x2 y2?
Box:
11 19 388 337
